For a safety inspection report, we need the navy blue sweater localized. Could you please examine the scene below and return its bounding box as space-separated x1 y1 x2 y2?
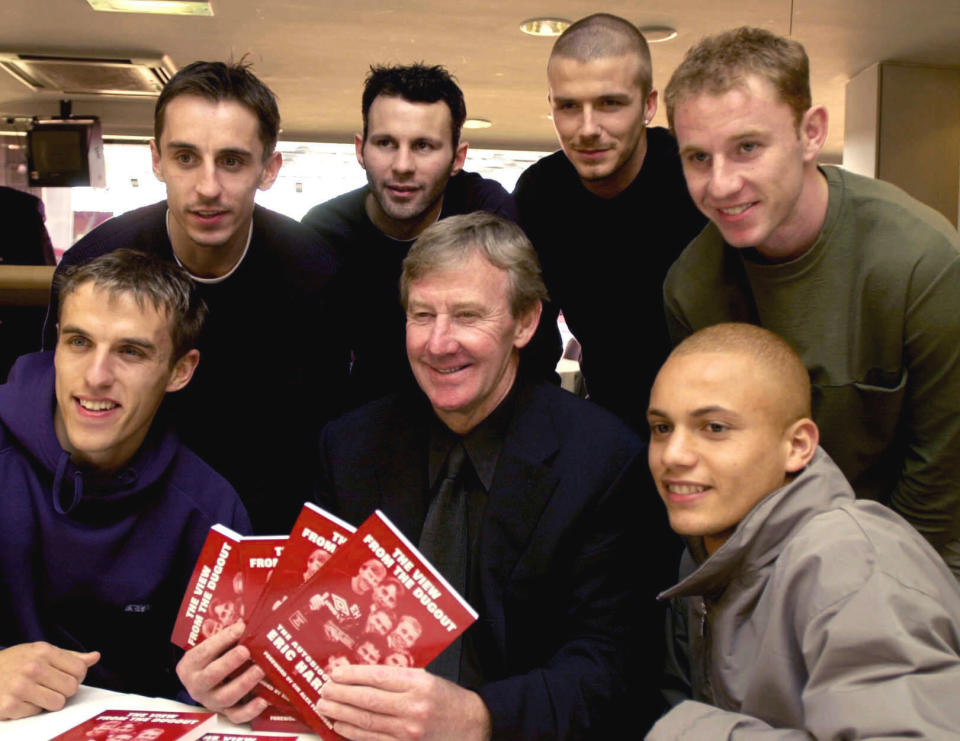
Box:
0 352 250 698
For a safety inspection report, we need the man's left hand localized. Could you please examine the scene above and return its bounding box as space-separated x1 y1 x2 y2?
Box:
317 665 492 741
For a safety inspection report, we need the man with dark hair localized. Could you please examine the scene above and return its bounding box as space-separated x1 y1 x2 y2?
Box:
176 213 673 738
663 27 960 576
514 12 706 433
302 63 558 410
43 60 344 534
646 323 960 738
0 250 249 719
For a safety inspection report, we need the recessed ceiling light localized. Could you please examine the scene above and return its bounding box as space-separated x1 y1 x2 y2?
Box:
639 25 678 43
520 18 571 37
463 118 493 129
86 0 214 15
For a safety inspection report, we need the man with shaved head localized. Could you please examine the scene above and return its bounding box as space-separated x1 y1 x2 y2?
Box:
514 12 706 432
645 322 960 739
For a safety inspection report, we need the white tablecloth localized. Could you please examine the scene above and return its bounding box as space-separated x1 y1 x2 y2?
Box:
0 685 321 739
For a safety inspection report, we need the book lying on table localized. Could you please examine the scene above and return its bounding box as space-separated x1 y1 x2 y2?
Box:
50 709 215 740
241 509 478 740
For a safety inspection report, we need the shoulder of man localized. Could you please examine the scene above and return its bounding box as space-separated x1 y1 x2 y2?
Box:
59 200 170 267
442 170 517 221
300 185 370 241
513 150 574 198
250 203 337 278
165 441 253 534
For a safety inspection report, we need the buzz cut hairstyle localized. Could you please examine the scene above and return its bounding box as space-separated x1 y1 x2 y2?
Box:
55 249 207 365
154 58 281 159
670 322 812 424
550 13 653 99
400 212 548 319
665 26 812 131
361 63 467 149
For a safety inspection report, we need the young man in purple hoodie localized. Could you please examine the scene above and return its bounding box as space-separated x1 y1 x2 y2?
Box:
0 250 250 720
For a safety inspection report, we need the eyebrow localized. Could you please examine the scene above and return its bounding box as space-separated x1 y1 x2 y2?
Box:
59 325 159 354
166 141 255 159
647 405 738 418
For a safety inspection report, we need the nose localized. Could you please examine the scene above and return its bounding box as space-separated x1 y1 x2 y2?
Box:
195 160 222 200
392 144 415 176
579 105 601 139
706 156 742 201
426 315 458 355
659 427 697 470
84 349 115 389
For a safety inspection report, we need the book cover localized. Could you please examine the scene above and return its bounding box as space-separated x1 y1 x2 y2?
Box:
171 524 244 650
237 535 287 620
242 504 356 711
49 709 216 741
200 734 296 741
241 510 478 739
245 503 356 633
249 707 316 734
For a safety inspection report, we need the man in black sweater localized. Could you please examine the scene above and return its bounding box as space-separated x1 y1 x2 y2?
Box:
302 64 559 410
514 13 707 432
44 61 344 533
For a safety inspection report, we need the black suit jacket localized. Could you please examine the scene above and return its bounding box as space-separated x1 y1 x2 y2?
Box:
318 382 677 739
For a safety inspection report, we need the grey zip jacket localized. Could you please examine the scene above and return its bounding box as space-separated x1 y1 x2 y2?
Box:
648 448 960 739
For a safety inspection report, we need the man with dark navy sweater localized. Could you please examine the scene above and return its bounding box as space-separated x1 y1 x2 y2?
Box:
0 250 249 719
514 14 706 432
44 61 343 533
302 63 559 410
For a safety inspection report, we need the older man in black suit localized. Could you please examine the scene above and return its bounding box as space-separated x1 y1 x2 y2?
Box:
177 212 674 738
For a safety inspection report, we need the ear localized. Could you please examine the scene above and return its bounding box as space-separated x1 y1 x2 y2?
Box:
783 417 819 474
643 88 659 125
355 132 366 169
451 140 468 176
150 140 164 182
800 105 828 163
258 150 282 191
166 349 200 393
512 300 543 349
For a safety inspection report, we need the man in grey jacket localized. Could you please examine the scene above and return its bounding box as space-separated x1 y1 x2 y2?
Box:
645 322 960 739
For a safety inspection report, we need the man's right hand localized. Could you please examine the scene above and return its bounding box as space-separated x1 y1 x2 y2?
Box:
0 642 100 720
175 620 269 724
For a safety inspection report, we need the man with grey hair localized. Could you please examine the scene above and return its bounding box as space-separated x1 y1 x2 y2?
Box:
179 213 675 737
662 26 960 577
514 12 706 432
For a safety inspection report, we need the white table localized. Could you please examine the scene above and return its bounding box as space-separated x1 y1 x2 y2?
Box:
0 685 321 739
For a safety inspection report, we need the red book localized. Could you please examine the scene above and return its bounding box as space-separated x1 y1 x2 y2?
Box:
49 709 216 740
171 525 244 650
250 707 316 734
201 734 296 741
241 510 478 739
245 503 356 633
242 504 355 711
238 535 287 620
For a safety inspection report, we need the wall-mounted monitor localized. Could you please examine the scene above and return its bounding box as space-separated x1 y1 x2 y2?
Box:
27 117 105 187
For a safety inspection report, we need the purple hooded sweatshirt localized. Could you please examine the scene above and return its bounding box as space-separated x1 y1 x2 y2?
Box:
0 351 250 699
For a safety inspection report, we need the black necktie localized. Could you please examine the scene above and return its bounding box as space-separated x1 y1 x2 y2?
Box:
418 442 468 681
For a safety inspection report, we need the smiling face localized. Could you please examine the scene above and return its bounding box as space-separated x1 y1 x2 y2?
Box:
387 615 421 650
303 547 331 582
356 95 468 240
548 54 657 198
351 559 386 595
372 579 400 611
647 349 813 554
672 74 828 260
151 94 281 274
54 283 198 473
406 250 540 434
355 640 382 665
365 609 393 636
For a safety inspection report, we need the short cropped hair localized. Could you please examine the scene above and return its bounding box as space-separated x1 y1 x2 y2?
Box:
56 249 207 364
671 322 811 424
665 27 811 130
361 63 467 149
155 59 281 157
400 212 548 318
550 13 653 99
